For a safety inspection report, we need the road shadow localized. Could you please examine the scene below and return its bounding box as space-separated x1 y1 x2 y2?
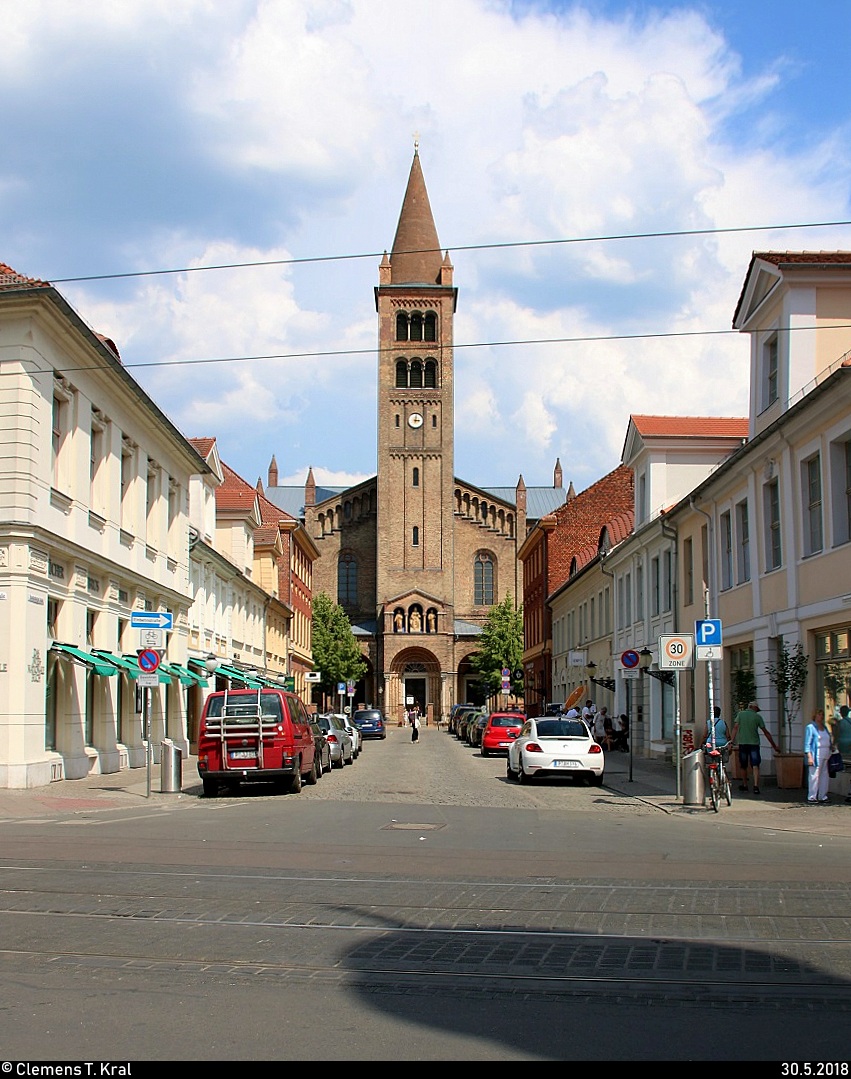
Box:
336 905 851 1059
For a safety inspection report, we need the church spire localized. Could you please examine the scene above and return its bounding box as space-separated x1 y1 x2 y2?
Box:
389 150 443 285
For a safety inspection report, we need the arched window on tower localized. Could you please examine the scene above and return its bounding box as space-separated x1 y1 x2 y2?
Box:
338 552 358 607
474 552 495 606
396 359 408 388
424 312 437 342
396 312 409 341
412 466 419 487
409 360 423 388
424 360 437 388
410 312 423 341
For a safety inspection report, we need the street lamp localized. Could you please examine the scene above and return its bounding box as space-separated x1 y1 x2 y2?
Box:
639 647 652 671
204 653 220 678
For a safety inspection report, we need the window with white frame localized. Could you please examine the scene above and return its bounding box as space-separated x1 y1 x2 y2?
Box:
636 563 644 621
120 437 136 533
802 453 823 556
663 550 672 612
683 537 694 606
762 334 779 410
637 473 647 524
89 409 107 515
764 478 782 570
720 511 733 590
651 557 660 617
624 572 632 626
145 459 160 546
51 376 73 492
829 436 851 546
736 499 751 583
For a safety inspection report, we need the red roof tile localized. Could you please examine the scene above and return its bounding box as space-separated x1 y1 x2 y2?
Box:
752 251 851 267
0 262 50 292
188 437 216 459
630 415 748 439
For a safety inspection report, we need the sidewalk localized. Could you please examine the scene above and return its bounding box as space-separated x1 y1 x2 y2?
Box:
602 749 851 834
0 746 849 835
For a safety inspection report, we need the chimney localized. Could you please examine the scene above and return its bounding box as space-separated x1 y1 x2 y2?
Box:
305 467 316 508
554 457 563 489
268 455 278 488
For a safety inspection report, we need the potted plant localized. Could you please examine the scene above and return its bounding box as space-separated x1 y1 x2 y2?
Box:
765 640 809 788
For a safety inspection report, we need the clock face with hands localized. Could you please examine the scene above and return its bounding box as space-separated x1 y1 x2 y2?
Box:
408 412 424 429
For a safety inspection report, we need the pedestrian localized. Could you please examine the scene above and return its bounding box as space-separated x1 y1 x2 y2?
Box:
411 712 420 743
593 709 607 746
731 700 778 796
834 703 851 757
582 699 597 723
700 706 731 759
613 713 629 752
804 709 834 805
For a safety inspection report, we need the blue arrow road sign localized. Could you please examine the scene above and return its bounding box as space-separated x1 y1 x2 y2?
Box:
130 612 173 630
695 619 723 646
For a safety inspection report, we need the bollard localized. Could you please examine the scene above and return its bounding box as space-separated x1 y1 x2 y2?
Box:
683 749 705 806
160 738 183 793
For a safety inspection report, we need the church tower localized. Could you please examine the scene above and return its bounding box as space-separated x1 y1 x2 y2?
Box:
375 150 457 628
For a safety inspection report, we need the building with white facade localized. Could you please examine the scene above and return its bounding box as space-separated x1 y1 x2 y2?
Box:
0 264 209 787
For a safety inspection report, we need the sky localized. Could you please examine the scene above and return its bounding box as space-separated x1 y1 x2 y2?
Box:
3 0 851 496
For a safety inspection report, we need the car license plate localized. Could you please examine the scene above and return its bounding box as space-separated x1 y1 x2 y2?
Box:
552 759 581 768
229 750 256 760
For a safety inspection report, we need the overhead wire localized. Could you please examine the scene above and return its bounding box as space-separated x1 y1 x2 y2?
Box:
49 218 851 284
6 216 851 375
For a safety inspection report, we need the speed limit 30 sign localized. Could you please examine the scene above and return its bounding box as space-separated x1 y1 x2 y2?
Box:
658 634 695 670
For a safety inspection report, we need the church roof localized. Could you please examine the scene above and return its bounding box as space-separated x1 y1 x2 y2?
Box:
265 480 565 523
389 151 444 286
480 485 567 519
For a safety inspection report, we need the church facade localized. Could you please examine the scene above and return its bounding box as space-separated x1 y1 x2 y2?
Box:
265 152 566 721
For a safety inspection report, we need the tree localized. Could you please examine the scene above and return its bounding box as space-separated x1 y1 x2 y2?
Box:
471 595 524 699
766 639 809 753
311 592 367 699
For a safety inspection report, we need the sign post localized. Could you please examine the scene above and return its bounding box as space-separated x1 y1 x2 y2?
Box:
137 648 162 799
659 635 695 804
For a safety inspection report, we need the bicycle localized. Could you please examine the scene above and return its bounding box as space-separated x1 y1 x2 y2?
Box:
704 744 732 812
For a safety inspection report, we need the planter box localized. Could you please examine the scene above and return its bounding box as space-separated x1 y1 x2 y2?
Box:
775 752 805 789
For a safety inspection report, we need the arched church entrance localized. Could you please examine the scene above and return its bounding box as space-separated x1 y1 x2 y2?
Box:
387 647 441 726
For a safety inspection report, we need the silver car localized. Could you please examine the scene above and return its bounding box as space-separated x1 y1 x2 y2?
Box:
329 713 362 759
316 713 354 768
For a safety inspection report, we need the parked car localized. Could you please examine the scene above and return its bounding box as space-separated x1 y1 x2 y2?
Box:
310 718 332 776
352 708 386 739
507 716 605 785
316 713 354 767
197 688 319 797
454 706 479 740
330 713 362 758
469 711 490 747
480 711 525 757
448 703 476 736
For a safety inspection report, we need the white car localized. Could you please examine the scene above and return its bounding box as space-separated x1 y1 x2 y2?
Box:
507 716 605 785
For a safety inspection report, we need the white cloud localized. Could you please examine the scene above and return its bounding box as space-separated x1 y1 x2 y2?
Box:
4 0 851 492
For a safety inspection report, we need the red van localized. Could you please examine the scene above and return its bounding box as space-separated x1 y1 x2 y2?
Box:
197 688 318 797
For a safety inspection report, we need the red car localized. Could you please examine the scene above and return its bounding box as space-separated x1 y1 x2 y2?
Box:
480 711 525 757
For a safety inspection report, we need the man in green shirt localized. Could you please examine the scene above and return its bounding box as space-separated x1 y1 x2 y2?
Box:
731 700 778 796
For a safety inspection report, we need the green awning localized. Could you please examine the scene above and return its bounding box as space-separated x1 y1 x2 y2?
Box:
51 644 117 678
213 663 264 687
166 662 207 687
91 650 140 679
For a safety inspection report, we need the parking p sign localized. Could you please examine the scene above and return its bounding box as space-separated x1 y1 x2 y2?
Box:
695 619 723 647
